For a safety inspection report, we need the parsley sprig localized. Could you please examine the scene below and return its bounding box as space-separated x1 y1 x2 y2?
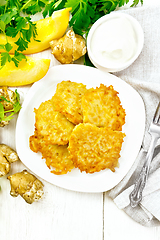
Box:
65 0 143 35
0 89 21 124
0 0 142 67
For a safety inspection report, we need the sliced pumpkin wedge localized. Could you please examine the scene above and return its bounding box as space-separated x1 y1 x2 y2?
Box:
0 8 71 55
0 56 50 86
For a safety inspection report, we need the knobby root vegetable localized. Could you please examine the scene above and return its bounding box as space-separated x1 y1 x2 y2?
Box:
0 144 19 177
50 29 87 64
7 170 44 204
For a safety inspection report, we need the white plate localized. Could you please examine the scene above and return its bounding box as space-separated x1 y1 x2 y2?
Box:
16 64 145 193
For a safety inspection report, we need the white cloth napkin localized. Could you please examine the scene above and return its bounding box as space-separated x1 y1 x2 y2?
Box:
108 5 160 227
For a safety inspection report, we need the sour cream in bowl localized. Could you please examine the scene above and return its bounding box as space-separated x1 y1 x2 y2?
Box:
87 12 144 72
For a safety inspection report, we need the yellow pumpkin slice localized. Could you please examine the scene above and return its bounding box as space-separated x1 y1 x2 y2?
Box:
0 8 71 54
0 56 50 86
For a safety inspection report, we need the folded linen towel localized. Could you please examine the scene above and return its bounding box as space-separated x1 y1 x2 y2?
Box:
108 5 160 227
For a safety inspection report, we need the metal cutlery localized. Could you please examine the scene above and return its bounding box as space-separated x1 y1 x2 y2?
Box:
130 102 160 208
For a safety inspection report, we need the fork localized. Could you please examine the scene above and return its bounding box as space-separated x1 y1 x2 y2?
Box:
129 102 160 208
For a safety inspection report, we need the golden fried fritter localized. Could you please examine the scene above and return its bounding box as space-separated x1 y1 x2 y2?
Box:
52 81 87 124
29 81 127 176
68 123 125 173
29 99 75 175
41 144 74 175
33 99 75 145
29 133 74 175
82 84 126 131
29 134 45 153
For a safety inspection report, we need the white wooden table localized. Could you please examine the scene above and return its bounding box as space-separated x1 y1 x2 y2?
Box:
1 1 160 239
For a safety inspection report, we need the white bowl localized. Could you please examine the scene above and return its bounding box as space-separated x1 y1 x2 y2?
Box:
87 12 144 72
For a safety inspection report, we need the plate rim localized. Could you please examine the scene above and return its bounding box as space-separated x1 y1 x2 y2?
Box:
16 64 145 193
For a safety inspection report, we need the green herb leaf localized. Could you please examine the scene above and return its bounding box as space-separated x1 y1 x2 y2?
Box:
15 36 28 51
1 52 12 66
2 112 14 122
0 103 5 121
6 27 18 38
0 7 18 25
65 0 80 12
0 44 5 50
0 96 10 103
98 0 119 12
16 17 27 31
0 20 6 32
65 0 142 35
130 0 143 7
119 0 129 7
14 90 21 113
12 51 26 67
84 52 95 67
5 42 13 52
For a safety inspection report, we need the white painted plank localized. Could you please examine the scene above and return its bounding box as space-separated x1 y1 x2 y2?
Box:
104 192 160 240
0 118 103 240
0 173 103 240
